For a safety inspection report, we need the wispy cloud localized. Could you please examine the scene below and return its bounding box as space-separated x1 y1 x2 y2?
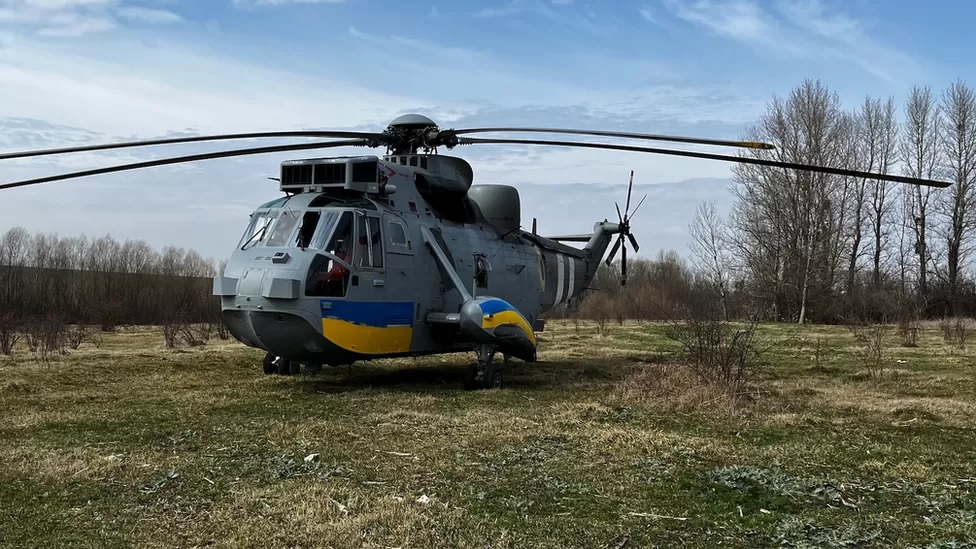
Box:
0 33 417 137
232 0 346 6
116 6 183 24
471 0 611 38
658 0 925 83
0 0 184 36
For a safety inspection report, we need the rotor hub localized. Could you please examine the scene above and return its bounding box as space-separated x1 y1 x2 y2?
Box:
384 113 446 155
387 113 438 131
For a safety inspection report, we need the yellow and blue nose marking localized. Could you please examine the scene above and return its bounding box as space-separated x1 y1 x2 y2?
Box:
478 298 537 346
320 300 414 354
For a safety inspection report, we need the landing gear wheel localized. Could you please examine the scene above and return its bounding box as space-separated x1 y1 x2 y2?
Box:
486 362 503 388
262 353 276 375
464 344 503 390
276 357 293 376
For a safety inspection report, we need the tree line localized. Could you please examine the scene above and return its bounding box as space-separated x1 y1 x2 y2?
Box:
566 78 976 325
0 227 221 353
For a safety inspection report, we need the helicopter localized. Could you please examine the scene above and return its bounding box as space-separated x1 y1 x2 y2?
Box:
0 113 952 389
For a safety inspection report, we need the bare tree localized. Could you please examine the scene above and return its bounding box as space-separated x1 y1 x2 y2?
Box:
844 112 869 296
936 80 976 314
729 79 853 323
900 85 943 298
862 96 899 286
689 200 732 320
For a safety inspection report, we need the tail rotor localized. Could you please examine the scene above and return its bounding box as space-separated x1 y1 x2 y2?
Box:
604 170 646 286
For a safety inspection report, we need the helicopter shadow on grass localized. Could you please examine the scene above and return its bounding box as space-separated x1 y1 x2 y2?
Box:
279 354 641 396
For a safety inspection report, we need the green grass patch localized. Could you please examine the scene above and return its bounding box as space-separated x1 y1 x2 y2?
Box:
1 320 975 547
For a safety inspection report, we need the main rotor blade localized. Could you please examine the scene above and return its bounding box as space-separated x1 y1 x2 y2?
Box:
0 131 388 161
0 139 371 190
456 137 953 188
445 127 775 150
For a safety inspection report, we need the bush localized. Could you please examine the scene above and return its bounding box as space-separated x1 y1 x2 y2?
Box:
662 303 767 397
939 317 971 349
0 312 20 356
848 323 890 382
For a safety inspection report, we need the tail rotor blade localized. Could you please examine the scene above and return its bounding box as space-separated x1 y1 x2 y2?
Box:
625 170 634 218
627 232 640 253
606 237 622 266
621 243 628 286
630 194 648 218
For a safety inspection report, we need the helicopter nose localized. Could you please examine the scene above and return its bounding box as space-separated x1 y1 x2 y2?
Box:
222 308 357 364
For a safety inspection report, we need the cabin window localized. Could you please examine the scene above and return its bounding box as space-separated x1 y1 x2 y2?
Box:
265 210 301 247
356 214 384 269
388 219 409 249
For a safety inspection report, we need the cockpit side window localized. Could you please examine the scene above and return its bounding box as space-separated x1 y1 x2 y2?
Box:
239 210 277 250
308 211 340 250
297 211 320 249
327 212 354 261
265 210 301 247
305 211 354 298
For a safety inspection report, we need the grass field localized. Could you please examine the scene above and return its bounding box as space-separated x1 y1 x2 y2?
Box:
1 319 975 548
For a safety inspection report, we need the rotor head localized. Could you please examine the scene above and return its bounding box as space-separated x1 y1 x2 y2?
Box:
386 113 439 131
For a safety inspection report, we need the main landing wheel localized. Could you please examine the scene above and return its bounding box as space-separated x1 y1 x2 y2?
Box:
263 353 297 376
464 344 504 390
262 353 276 375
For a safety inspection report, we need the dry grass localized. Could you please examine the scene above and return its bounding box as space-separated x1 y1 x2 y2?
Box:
1 319 975 548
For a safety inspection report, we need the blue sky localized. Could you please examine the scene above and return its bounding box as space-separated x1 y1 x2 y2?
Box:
0 0 971 261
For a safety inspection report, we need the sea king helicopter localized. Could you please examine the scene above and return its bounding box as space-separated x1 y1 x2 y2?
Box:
0 114 952 388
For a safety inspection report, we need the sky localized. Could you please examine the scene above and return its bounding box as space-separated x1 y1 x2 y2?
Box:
0 0 971 264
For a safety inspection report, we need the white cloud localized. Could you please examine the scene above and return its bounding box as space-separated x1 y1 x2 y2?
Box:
658 0 925 83
232 0 346 6
471 0 608 38
116 6 182 23
0 33 424 137
0 0 184 36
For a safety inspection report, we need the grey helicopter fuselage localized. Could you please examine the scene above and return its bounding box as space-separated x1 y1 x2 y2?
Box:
214 152 621 368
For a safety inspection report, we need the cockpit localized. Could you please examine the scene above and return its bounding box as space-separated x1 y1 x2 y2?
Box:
235 194 390 299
